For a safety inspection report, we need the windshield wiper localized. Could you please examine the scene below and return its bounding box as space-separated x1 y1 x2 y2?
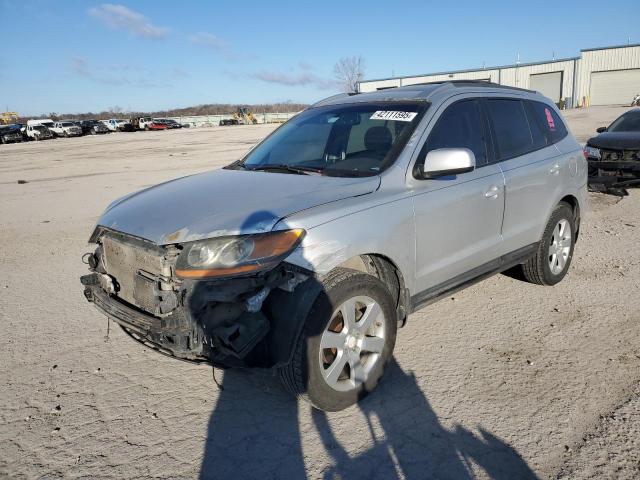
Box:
245 164 324 175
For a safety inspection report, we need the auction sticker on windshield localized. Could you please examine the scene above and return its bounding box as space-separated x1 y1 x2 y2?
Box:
370 111 418 122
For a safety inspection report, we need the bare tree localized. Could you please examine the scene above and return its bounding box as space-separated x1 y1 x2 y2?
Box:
333 56 365 93
108 105 123 115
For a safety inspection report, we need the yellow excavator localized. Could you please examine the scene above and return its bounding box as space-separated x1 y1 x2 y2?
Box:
0 112 19 125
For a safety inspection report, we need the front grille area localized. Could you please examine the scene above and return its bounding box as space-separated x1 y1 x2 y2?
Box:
600 148 640 162
102 234 164 313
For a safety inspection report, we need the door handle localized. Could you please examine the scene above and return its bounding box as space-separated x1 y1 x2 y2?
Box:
549 163 561 175
484 185 500 198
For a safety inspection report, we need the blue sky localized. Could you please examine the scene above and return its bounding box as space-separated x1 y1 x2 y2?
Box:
1 0 638 115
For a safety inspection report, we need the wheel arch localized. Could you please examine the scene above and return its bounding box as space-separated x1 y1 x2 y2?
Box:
263 252 409 369
559 194 581 241
334 254 409 327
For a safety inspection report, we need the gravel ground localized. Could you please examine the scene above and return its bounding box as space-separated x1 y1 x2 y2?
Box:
0 107 638 479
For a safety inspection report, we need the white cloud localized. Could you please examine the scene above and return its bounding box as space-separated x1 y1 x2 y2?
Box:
251 70 336 90
188 32 226 50
88 4 169 39
188 32 252 61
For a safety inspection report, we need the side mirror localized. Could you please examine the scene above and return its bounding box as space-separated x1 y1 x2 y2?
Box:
596 126 607 133
417 148 476 179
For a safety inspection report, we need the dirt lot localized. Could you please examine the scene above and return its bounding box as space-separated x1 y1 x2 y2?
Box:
1 107 639 479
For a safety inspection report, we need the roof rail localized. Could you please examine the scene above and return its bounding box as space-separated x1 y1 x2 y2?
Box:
404 79 535 93
312 92 360 107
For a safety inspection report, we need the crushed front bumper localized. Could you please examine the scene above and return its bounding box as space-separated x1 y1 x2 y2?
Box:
81 271 278 367
587 159 640 194
80 228 312 367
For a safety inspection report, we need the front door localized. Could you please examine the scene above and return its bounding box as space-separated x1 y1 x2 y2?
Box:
411 98 505 293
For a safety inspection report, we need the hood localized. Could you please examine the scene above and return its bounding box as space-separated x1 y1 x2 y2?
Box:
97 168 380 245
587 132 640 150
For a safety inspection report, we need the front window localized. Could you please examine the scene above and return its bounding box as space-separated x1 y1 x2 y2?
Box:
608 111 640 132
238 102 428 177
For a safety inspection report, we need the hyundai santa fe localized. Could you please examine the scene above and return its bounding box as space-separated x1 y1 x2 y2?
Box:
81 81 587 411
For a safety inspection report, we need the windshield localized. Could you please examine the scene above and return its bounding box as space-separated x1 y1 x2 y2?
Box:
238 102 428 177
61 122 74 127
34 126 46 132
608 111 640 132
42 122 54 127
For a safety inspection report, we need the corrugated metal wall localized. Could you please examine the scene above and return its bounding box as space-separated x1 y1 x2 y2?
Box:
499 60 575 101
359 45 640 107
401 69 499 86
575 45 640 106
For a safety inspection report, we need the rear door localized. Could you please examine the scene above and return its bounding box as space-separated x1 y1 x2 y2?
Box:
485 98 567 254
411 97 505 293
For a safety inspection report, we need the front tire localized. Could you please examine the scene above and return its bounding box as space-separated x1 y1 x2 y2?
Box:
279 268 397 411
522 202 575 285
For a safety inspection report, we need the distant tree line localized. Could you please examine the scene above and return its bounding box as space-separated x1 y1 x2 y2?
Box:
20 102 309 122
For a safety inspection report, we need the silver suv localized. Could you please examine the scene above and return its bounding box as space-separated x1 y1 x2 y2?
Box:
81 81 587 411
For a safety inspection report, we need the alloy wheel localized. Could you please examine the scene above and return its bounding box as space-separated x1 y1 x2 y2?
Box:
318 295 386 392
548 219 571 275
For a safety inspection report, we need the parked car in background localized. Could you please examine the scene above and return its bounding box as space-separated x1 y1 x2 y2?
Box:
25 124 53 141
585 108 640 194
102 119 135 132
79 120 110 135
0 124 24 144
101 119 118 132
81 81 587 411
27 118 56 135
50 121 83 138
117 120 135 132
146 120 169 130
130 117 154 130
154 118 182 129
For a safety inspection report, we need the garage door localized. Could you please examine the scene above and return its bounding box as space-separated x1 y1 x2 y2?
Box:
530 72 563 103
590 69 640 105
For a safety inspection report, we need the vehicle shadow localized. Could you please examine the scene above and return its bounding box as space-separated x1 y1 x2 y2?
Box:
199 359 537 479
199 210 536 479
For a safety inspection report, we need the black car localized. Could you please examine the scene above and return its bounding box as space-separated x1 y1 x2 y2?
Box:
79 120 110 135
585 109 640 194
155 118 183 129
0 124 24 144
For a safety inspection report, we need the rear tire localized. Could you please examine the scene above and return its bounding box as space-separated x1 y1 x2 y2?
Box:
278 268 397 411
521 202 575 285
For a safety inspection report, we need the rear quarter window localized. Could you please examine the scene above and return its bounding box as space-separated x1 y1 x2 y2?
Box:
528 100 568 144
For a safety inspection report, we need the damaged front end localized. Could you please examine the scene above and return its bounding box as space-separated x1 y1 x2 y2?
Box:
586 146 640 196
81 227 315 368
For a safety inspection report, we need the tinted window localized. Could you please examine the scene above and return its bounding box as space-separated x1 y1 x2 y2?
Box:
421 100 488 166
608 111 640 132
528 101 568 143
487 99 536 159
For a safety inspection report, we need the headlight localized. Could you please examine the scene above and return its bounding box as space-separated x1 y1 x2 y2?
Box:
584 146 601 159
175 229 305 279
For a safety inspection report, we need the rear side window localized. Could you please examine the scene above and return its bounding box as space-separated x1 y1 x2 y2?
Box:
486 99 536 160
421 99 488 166
528 101 568 144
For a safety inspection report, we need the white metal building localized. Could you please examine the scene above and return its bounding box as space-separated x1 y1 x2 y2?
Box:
358 43 640 107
